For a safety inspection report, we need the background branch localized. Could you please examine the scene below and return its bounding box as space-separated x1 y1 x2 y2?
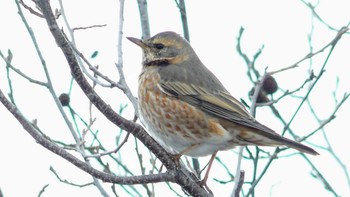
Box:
36 1 212 196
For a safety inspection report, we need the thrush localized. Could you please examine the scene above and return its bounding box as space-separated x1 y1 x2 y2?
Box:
127 31 318 187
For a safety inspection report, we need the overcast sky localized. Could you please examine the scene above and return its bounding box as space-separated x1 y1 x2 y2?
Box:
1 0 349 196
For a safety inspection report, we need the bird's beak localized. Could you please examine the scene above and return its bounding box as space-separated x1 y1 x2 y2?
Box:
127 37 148 49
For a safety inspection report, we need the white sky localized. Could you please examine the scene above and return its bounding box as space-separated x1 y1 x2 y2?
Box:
1 0 350 196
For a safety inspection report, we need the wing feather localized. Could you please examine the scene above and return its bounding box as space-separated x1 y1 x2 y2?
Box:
159 81 271 132
159 77 319 155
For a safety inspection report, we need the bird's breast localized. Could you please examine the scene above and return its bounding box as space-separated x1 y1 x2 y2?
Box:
138 69 234 156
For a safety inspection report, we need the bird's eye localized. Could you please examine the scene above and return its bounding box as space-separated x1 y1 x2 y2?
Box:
154 43 164 50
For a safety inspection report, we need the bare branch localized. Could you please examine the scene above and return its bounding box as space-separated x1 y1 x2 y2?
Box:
115 63 139 115
0 89 175 185
86 132 131 158
50 166 94 187
282 26 348 137
136 0 151 38
236 27 264 81
19 0 44 17
72 24 107 31
0 51 47 87
302 154 339 196
175 0 190 41
237 17 348 197
269 26 349 75
115 0 139 114
38 184 49 197
303 93 349 140
35 1 213 196
300 0 350 33
233 171 245 197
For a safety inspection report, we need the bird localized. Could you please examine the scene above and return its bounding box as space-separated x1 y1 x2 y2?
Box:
127 31 318 188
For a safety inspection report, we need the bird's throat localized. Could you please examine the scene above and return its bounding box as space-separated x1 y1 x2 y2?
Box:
143 58 170 67
143 55 189 67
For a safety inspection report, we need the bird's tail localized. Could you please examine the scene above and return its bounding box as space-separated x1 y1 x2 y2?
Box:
278 136 319 155
241 124 319 155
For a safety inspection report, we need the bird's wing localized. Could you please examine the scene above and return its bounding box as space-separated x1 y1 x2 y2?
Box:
159 80 275 134
159 80 319 155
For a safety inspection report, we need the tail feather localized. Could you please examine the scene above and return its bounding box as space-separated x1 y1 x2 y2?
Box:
279 137 319 155
243 122 320 155
236 125 319 155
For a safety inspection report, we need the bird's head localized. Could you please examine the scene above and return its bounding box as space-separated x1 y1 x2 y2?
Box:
127 31 193 67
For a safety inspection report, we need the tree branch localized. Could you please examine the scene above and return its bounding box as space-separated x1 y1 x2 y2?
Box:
0 88 174 185
35 1 211 196
136 0 151 38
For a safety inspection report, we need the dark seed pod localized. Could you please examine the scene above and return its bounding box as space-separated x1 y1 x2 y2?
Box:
249 87 269 103
262 75 278 94
59 93 70 106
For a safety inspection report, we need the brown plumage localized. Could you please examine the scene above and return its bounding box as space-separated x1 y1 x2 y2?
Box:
127 31 319 158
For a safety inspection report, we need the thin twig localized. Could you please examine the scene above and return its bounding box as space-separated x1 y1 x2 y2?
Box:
115 0 139 121
245 27 347 197
69 43 114 87
300 0 350 33
0 88 175 184
231 147 244 197
175 0 190 41
50 166 94 187
236 27 264 82
269 26 349 76
0 50 47 87
19 0 44 17
115 60 139 115
72 24 107 31
303 93 349 140
302 154 339 196
282 26 348 137
19 0 109 195
134 136 153 196
38 184 49 197
3 50 16 104
305 92 350 188
86 132 131 158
